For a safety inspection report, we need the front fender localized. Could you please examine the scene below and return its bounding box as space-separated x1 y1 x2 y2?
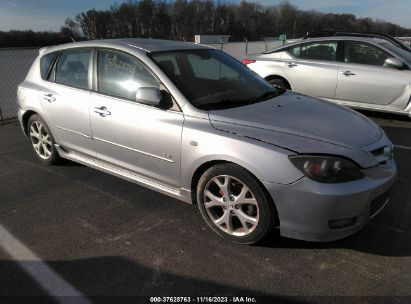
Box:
180 116 304 191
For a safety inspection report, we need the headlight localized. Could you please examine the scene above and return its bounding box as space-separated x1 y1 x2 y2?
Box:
289 155 364 183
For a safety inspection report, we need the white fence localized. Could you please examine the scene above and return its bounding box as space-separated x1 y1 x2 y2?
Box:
205 40 285 60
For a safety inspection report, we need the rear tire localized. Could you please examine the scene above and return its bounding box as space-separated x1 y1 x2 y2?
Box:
27 114 60 165
197 163 277 244
268 78 289 90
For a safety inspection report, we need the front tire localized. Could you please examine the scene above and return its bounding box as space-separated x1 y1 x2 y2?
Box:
197 163 277 244
27 114 60 165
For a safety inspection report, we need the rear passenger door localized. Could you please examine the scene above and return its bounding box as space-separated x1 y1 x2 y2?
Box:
40 48 95 156
282 41 339 100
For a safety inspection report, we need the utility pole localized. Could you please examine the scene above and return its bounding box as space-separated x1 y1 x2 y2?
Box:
92 8 98 39
293 20 296 39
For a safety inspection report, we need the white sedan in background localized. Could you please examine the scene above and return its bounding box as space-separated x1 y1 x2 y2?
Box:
243 36 411 118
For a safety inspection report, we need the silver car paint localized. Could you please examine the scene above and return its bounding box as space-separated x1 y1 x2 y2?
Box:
209 91 393 169
281 50 340 99
90 92 185 187
17 39 397 242
246 36 411 117
264 157 396 241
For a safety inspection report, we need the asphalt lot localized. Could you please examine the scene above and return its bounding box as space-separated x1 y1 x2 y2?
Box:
0 112 410 303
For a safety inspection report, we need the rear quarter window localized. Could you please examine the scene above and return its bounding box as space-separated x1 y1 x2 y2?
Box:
40 52 58 80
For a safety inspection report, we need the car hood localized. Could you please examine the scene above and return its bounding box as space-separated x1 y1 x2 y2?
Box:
209 91 386 168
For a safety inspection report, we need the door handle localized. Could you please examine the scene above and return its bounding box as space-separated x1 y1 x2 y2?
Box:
286 62 298 68
42 93 56 103
94 106 111 117
341 70 356 76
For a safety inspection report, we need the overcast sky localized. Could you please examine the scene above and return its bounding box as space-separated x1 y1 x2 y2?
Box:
0 0 410 32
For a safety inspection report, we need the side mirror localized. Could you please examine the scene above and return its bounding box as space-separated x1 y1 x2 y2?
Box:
135 87 162 106
384 57 404 69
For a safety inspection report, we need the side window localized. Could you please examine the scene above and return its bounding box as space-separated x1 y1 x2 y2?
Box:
287 45 301 58
40 52 58 80
344 41 390 66
97 49 160 100
55 49 91 89
300 42 337 61
186 53 239 81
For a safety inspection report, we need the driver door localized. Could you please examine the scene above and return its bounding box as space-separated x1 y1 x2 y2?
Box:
90 49 184 187
335 40 409 108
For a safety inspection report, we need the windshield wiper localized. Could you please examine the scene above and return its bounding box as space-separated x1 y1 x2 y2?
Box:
197 98 251 110
197 89 286 110
249 89 285 104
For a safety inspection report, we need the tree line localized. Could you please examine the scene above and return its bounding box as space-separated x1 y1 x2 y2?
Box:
1 0 410 48
0 30 71 48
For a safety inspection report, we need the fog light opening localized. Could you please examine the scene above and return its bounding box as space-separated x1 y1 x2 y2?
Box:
329 217 357 229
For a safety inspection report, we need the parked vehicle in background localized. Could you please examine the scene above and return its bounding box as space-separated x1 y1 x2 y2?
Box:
243 36 411 117
304 30 411 52
17 39 396 244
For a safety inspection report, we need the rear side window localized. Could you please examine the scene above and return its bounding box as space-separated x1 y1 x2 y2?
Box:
287 45 301 58
55 49 91 89
40 52 58 80
301 42 337 61
288 42 337 61
97 49 159 101
344 41 390 66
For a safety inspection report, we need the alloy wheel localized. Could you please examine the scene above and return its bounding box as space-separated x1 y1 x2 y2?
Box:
203 175 259 236
29 120 53 160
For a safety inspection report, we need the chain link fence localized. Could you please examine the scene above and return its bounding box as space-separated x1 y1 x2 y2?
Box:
0 48 38 122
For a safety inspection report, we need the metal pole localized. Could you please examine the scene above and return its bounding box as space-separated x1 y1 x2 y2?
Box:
243 37 248 55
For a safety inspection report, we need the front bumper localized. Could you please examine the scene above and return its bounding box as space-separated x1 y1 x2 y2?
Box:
263 158 397 242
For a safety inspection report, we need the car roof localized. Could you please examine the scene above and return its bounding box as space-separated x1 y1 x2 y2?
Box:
41 38 210 55
271 36 389 51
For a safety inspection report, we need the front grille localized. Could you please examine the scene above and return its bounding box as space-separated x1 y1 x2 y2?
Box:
370 190 391 217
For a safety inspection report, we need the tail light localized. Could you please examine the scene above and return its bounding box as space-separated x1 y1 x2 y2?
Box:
241 59 256 65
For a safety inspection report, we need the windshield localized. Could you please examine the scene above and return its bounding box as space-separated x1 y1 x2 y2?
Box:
150 49 282 110
380 42 411 65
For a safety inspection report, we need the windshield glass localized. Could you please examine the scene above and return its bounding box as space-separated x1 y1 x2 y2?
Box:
380 42 411 65
150 49 281 110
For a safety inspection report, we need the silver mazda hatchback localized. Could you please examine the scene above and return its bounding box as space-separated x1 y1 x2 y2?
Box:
17 39 396 244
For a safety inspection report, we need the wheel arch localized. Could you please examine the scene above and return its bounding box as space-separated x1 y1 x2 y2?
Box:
190 160 280 225
265 75 292 90
22 110 38 136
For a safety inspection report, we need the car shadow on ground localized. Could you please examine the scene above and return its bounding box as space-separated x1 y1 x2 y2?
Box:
54 159 83 167
0 256 309 304
259 222 411 257
357 110 411 122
